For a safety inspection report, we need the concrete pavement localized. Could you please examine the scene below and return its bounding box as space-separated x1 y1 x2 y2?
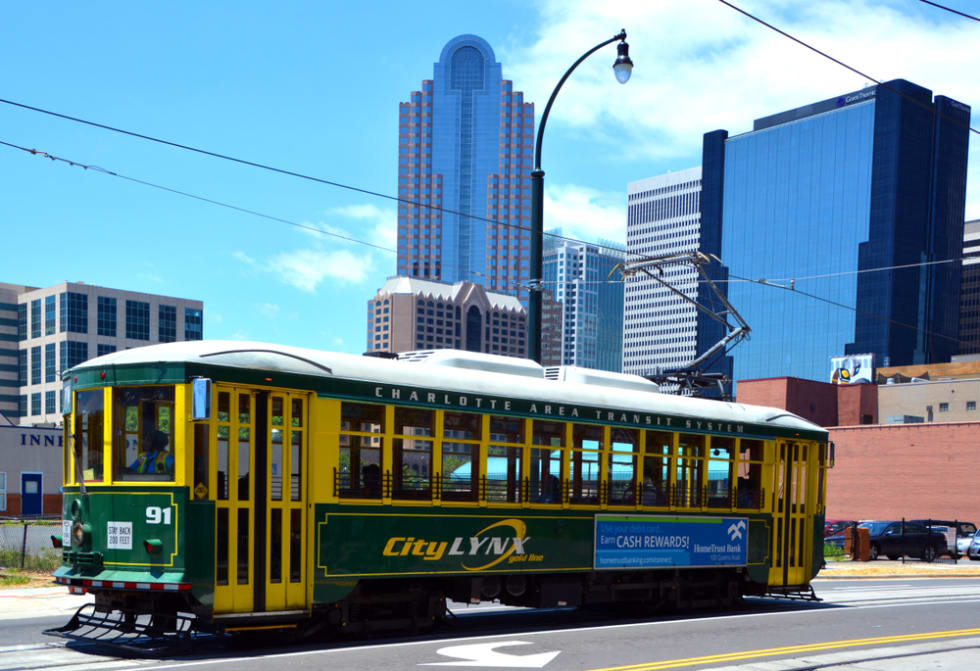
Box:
2 563 979 670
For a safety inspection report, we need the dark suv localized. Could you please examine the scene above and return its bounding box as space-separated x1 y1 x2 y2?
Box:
826 521 948 561
909 519 977 557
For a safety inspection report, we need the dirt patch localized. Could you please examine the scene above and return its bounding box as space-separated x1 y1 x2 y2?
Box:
0 569 56 589
821 560 980 577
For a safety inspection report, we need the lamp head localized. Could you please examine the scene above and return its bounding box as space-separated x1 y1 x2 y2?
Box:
613 40 633 84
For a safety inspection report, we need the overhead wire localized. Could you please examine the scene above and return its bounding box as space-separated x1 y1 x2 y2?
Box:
0 96 628 260
727 271 966 347
0 139 396 253
917 0 980 22
4 0 976 352
715 0 979 138
3 136 968 350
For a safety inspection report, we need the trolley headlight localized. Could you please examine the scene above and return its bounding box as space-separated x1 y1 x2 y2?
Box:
70 498 83 521
71 521 92 549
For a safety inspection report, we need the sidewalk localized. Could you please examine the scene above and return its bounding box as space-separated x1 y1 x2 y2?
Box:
818 558 980 579
0 585 92 621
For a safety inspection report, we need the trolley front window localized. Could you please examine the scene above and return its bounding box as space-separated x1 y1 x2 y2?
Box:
113 386 176 481
75 390 105 482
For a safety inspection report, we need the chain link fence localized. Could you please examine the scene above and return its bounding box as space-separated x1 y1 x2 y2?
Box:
0 520 62 570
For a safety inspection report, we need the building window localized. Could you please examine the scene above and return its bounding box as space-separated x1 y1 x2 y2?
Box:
31 392 40 416
18 396 27 418
45 390 56 414
18 350 27 386
97 296 117 336
939 402 949 412
30 346 41 385
185 308 203 341
45 343 56 382
968 401 976 412
97 344 116 357
66 342 88 370
126 300 150 340
44 295 56 335
159 305 177 342
17 304 27 341
31 299 41 338
60 292 89 334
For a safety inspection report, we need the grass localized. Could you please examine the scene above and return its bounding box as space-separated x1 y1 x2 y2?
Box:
0 548 62 571
823 542 845 561
0 572 31 587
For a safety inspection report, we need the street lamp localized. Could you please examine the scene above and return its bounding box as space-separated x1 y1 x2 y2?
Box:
528 30 632 364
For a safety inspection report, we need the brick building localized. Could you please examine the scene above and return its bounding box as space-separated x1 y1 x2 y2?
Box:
737 376 978 523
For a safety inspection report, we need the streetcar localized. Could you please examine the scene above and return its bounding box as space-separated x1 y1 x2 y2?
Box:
49 341 830 644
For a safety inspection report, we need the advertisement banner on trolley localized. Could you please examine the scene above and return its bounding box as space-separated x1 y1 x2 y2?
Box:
594 514 748 569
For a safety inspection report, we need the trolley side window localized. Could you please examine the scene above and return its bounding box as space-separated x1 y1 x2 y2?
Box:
737 439 765 509
642 430 672 506
392 407 433 499
441 411 481 502
530 420 565 504
113 386 176 481
570 424 602 505
707 436 734 508
75 389 105 482
339 402 384 498
486 415 524 503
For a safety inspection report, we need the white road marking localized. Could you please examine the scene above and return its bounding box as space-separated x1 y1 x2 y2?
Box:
421 641 560 667
118 596 980 671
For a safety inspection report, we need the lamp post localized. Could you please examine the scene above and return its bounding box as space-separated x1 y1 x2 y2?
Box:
528 30 632 364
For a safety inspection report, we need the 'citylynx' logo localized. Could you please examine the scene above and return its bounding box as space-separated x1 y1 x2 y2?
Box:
382 518 541 571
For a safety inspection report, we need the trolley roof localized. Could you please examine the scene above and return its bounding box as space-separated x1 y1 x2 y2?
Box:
68 340 827 440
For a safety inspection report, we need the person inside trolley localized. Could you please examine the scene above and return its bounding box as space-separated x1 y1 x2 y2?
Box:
129 422 174 475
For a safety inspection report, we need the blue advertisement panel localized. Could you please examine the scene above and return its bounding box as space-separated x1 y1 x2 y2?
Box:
594 514 748 569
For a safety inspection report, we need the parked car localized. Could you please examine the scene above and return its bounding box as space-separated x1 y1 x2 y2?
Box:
909 519 977 557
968 529 980 561
824 520 856 537
825 520 947 561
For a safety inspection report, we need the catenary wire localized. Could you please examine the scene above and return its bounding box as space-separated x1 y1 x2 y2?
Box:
3 134 967 290
715 0 979 138
917 0 980 22
727 271 965 347
3 138 969 349
0 139 396 254
0 97 628 259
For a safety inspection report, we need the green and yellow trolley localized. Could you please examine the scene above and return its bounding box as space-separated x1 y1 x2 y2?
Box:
49 341 830 643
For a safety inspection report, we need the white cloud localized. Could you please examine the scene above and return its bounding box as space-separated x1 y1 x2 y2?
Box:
258 303 280 318
269 248 374 293
543 183 626 244
299 204 397 251
504 0 980 213
236 203 396 293
232 250 256 266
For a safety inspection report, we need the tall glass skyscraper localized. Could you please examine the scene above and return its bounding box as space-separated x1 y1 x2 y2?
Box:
396 35 535 303
543 235 624 372
702 79 970 384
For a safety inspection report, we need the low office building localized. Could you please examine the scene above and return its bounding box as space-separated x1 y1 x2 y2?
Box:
736 375 978 523
0 422 62 516
366 277 527 357
0 281 204 426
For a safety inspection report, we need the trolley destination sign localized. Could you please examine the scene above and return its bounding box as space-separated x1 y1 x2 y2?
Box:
366 383 750 437
594 514 749 569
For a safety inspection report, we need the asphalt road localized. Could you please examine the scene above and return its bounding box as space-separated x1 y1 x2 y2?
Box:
4 578 980 671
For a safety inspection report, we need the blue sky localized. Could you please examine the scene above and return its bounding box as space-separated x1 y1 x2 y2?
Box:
2 1 978 354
